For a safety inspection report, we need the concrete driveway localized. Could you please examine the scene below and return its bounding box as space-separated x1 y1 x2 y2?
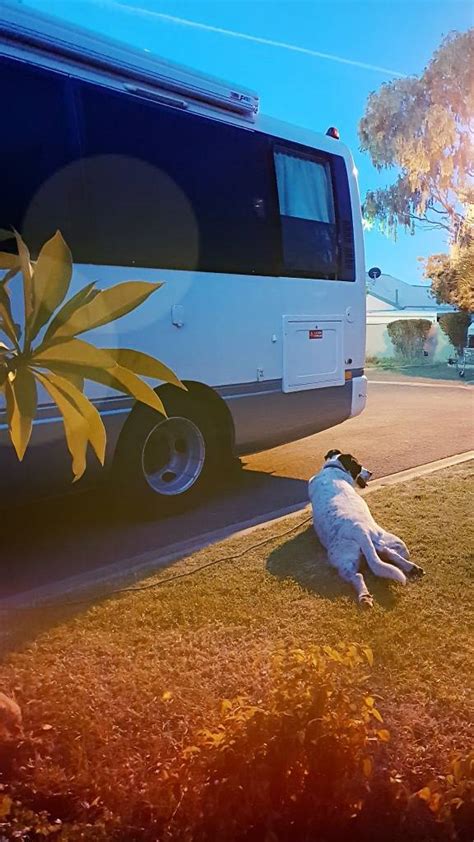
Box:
1 373 473 598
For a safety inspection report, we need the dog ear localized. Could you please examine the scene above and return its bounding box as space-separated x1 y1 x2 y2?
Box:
339 454 362 481
324 449 341 460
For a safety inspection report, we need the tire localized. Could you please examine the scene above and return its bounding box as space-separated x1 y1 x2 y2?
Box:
112 386 223 515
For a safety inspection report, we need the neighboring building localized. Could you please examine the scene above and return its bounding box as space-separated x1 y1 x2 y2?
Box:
366 273 456 361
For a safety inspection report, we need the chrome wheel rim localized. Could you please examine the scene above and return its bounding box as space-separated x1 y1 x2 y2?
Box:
141 416 206 496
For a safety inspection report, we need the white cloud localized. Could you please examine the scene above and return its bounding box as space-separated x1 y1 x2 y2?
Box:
103 1 406 78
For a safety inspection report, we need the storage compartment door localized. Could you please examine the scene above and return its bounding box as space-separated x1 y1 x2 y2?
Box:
282 315 344 392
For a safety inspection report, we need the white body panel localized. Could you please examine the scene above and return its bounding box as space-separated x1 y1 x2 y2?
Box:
282 315 345 392
50 267 365 397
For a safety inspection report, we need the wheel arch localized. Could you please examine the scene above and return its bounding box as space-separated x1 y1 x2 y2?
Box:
181 380 236 458
112 380 235 465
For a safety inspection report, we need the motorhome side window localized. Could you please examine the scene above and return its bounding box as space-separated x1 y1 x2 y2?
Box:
77 82 279 275
0 57 84 257
274 148 337 279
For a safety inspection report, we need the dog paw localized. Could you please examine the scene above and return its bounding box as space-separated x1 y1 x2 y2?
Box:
408 565 425 579
358 594 374 609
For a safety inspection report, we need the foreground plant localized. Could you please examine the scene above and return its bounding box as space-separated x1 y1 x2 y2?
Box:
0 229 183 481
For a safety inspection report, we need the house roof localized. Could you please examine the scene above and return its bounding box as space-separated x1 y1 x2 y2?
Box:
366 273 455 311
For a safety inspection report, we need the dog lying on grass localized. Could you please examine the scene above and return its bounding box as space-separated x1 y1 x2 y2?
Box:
309 449 425 608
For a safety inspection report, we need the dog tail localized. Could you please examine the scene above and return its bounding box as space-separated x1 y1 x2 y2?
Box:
359 532 406 584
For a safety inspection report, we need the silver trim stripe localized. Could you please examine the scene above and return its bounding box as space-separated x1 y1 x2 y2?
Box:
223 389 282 400
0 372 363 431
0 406 130 432
216 378 282 398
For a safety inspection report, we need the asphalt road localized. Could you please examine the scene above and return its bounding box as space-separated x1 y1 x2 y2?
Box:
1 373 473 598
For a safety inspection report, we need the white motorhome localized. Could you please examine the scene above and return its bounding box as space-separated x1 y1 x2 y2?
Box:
0 2 367 507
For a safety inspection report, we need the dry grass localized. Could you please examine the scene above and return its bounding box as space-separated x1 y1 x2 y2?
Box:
0 463 473 836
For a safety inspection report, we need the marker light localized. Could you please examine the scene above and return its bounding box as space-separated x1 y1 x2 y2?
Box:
326 126 340 140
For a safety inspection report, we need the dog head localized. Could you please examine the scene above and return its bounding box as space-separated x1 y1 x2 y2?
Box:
324 449 372 488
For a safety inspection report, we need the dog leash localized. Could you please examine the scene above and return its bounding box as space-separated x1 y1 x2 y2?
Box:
7 512 314 610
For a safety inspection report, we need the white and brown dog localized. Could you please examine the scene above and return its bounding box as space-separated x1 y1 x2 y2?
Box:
308 449 425 608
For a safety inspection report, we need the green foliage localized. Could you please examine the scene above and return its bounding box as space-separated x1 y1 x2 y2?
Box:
158 643 381 841
0 793 113 841
438 312 472 353
414 751 474 841
387 319 432 359
3 646 472 841
424 241 474 312
359 30 474 242
0 230 184 481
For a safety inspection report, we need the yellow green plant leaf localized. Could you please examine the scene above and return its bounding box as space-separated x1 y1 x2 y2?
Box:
39 362 166 416
182 745 200 758
35 370 88 481
42 282 99 344
13 229 34 330
29 231 72 341
1 231 181 478
363 647 374 667
0 287 20 348
0 795 12 819
5 366 37 460
48 280 163 340
362 757 373 778
33 338 116 369
0 252 19 270
105 348 185 390
377 729 390 742
428 792 442 813
63 371 84 392
452 759 463 782
0 265 21 289
105 365 166 414
36 369 106 465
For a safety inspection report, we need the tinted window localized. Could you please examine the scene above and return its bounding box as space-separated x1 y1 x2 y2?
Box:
0 57 86 258
76 81 280 274
273 144 355 281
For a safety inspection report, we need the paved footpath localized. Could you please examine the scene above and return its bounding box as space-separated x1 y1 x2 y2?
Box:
1 375 473 599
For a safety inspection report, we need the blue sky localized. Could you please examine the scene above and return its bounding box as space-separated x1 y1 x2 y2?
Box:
22 0 472 282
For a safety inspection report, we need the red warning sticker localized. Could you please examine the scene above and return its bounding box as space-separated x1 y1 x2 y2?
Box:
309 329 323 339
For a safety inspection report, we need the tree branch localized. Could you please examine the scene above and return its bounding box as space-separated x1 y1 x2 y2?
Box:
407 212 451 232
431 189 465 225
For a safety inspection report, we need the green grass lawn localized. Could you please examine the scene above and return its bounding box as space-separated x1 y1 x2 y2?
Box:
0 463 473 839
366 358 474 382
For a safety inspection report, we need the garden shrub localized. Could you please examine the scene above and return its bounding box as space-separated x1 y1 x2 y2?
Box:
1 644 472 841
438 312 471 354
387 319 432 359
139 643 391 841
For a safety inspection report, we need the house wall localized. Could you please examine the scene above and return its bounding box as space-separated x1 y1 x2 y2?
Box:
366 310 453 361
366 294 396 312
